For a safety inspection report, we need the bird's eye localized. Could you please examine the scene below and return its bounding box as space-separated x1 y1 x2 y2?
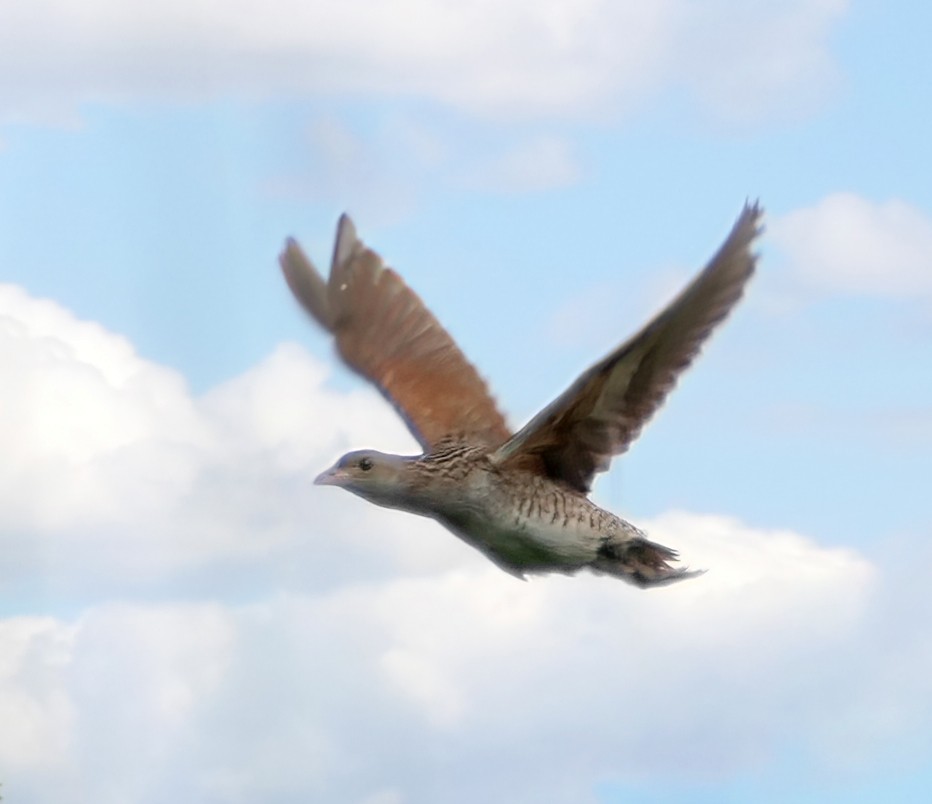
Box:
358 457 373 471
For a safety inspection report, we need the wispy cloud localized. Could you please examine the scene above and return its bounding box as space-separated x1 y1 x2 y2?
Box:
673 0 848 122
0 0 846 125
772 193 932 298
265 117 585 217
462 135 582 193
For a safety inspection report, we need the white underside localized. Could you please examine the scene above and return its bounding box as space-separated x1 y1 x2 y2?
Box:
438 507 605 575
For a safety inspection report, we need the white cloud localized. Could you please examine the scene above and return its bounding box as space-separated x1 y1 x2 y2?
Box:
772 193 932 297
0 617 74 770
0 523 865 798
6 521 931 804
0 282 447 593
0 0 846 124
3 282 932 802
673 0 847 122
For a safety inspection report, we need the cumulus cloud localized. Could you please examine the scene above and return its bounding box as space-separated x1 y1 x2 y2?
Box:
3 282 932 802
0 0 846 125
4 525 930 804
771 193 932 298
0 282 456 598
0 616 74 771
0 522 889 804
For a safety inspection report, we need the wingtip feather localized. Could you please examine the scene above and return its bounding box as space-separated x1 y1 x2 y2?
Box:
333 213 359 269
739 199 765 243
279 237 335 330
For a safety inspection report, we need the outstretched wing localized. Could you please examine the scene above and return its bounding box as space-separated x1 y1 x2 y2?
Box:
492 202 762 492
280 215 510 451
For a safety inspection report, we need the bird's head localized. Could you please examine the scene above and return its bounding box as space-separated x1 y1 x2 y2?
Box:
315 449 416 510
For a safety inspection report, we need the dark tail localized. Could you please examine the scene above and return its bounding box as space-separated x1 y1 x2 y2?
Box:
590 537 704 588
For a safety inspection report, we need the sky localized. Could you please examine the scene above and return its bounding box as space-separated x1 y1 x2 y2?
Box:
1 0 931 802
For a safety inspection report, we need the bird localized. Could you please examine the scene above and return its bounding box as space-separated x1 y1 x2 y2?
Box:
279 203 761 587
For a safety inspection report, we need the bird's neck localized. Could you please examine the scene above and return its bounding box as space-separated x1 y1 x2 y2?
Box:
355 445 489 517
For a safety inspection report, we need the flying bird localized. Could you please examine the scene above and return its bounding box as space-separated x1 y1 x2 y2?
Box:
280 204 761 587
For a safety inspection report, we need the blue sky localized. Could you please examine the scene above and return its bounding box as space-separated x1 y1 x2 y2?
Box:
1 1 931 802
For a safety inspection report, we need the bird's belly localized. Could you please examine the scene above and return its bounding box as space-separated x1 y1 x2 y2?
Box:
438 508 601 575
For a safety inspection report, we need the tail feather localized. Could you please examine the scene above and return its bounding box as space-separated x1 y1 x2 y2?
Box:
591 536 704 588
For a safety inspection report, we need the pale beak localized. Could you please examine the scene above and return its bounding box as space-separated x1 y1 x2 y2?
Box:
314 466 347 486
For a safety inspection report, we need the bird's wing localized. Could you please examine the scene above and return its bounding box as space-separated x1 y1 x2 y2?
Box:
491 202 762 492
280 215 511 451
